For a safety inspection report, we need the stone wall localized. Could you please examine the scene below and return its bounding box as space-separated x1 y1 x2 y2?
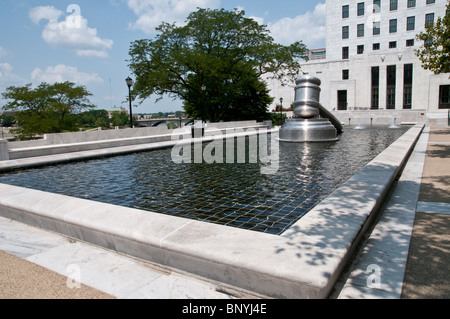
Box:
5 121 271 160
332 110 428 127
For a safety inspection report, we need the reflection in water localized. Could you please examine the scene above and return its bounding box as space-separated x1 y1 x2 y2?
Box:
0 126 410 235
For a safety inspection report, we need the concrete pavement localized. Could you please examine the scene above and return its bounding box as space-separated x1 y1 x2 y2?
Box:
336 125 450 299
401 126 450 299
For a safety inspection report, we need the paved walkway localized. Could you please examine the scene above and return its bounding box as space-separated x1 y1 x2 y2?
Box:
0 125 449 299
401 126 450 298
337 125 450 299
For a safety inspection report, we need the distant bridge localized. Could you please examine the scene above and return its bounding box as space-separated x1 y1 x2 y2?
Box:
136 118 193 127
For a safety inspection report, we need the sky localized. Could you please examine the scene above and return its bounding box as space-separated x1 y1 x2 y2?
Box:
0 0 326 114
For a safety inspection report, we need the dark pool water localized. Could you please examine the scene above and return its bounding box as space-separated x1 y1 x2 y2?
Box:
0 126 410 235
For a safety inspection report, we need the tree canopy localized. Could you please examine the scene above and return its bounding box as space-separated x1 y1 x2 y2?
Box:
416 2 450 74
2 81 95 139
128 8 308 122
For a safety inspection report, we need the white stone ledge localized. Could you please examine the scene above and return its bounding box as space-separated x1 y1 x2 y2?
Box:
0 128 276 173
7 123 269 160
0 140 178 172
0 124 424 298
8 133 176 160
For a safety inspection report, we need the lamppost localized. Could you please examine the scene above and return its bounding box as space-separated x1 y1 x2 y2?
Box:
201 84 206 121
126 77 134 128
280 97 284 126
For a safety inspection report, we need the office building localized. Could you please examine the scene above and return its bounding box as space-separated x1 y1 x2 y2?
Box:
270 0 449 125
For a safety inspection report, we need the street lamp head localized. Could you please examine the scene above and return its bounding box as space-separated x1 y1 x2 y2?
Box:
126 77 133 88
280 97 283 104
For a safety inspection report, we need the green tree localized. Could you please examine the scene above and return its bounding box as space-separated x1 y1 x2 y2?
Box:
78 109 109 128
416 2 450 74
174 111 184 118
0 113 16 127
95 117 108 129
128 8 307 122
110 111 129 127
167 122 179 129
2 82 95 139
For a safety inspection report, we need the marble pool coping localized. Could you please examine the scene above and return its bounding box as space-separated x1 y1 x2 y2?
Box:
0 126 275 172
0 124 424 298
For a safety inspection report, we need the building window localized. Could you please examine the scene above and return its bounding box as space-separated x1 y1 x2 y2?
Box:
407 16 415 31
425 13 435 27
342 5 349 18
373 22 381 35
372 67 380 109
403 87 413 109
390 0 398 11
357 24 365 37
342 26 349 39
406 39 415 47
338 90 348 110
439 85 450 109
373 0 381 13
358 2 365 16
387 65 396 109
389 41 397 49
390 19 397 33
403 64 413 109
357 45 365 54
407 0 416 8
342 69 349 80
342 47 349 59
427 0 435 4
373 43 380 50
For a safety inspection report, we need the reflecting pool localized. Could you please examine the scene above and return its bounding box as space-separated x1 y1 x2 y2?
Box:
0 126 410 235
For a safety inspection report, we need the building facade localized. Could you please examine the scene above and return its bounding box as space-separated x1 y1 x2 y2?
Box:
270 0 449 124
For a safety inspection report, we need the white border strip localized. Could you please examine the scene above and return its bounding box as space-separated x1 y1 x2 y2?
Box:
416 201 450 215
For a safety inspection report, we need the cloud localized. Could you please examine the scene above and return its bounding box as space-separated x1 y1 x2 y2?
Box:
0 46 8 59
31 64 103 85
0 63 14 77
262 2 327 49
77 50 109 59
0 63 26 89
126 0 221 34
29 5 62 24
29 5 113 58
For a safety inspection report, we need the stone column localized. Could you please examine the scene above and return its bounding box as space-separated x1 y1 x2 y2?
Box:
0 139 9 161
